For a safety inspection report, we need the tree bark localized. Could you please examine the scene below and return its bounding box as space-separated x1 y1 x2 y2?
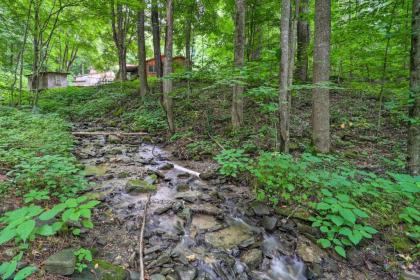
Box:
295 0 309 82
185 12 193 70
137 2 148 97
408 0 420 175
278 0 291 152
312 0 331 153
231 0 246 128
151 1 163 79
111 1 128 81
163 0 175 133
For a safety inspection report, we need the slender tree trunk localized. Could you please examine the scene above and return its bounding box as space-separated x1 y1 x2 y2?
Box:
251 25 262 60
151 1 163 81
111 1 128 81
278 0 291 152
312 0 331 153
295 0 309 82
163 0 175 133
377 2 398 129
32 0 41 107
408 0 420 175
137 2 148 97
231 0 246 128
185 16 192 70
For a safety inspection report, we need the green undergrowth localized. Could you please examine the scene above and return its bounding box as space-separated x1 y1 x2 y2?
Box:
215 149 420 260
0 107 99 279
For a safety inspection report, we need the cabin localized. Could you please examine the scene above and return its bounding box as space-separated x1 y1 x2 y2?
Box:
27 72 68 91
73 69 115 87
125 55 188 78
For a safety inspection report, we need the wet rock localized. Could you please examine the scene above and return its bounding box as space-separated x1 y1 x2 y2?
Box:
129 271 140 280
108 134 121 144
199 170 217 180
178 207 192 221
45 248 76 276
175 191 199 203
297 242 322 263
262 216 278 232
191 215 220 231
347 247 364 266
160 163 174 170
126 179 157 194
150 274 166 280
145 174 158 184
155 204 173 215
402 270 420 280
189 203 222 216
240 249 263 270
176 184 190 192
177 172 191 179
71 259 127 280
172 201 183 212
84 165 108 176
108 147 124 155
251 203 270 216
175 266 197 280
205 226 254 250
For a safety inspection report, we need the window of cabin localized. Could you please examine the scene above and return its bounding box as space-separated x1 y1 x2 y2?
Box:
148 65 155 73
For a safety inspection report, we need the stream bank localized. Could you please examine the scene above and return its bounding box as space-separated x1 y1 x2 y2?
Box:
51 123 392 280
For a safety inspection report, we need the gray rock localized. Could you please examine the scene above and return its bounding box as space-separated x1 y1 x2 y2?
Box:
45 248 76 276
176 184 190 192
176 266 197 280
108 134 121 144
240 249 262 270
199 171 217 180
297 242 322 263
155 204 173 215
262 216 277 232
160 163 174 170
402 270 420 280
251 203 270 216
151 274 166 280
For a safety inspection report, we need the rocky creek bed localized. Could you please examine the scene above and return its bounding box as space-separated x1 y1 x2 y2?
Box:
41 123 396 280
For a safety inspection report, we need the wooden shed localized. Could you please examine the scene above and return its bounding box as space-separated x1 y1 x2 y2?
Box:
27 72 68 91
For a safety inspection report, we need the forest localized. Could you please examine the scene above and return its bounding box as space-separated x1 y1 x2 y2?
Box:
0 0 419 279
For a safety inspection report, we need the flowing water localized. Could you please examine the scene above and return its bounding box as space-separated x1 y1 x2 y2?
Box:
73 124 378 280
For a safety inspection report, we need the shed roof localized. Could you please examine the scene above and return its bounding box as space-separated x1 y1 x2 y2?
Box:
26 71 69 77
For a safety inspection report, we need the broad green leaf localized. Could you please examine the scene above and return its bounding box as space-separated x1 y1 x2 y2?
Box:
335 246 346 258
329 215 344 226
336 194 350 202
14 266 37 280
317 202 331 210
2 260 17 279
0 228 17 245
79 209 91 219
80 200 100 209
363 226 378 234
16 220 36 241
349 230 363 245
339 227 352 237
37 225 55 236
39 204 66 221
318 239 331 248
353 208 369 218
82 220 94 229
339 208 356 224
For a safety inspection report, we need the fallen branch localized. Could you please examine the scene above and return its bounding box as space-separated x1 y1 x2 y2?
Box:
72 131 148 136
139 194 152 280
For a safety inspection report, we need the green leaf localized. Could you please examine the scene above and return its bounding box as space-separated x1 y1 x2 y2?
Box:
339 227 352 237
65 198 78 208
79 209 91 219
336 194 350 202
82 220 94 229
318 239 331 248
348 230 363 245
16 220 36 242
321 189 333 197
37 225 55 236
72 228 81 236
14 266 37 280
80 200 100 209
0 228 17 245
320 226 329 233
317 202 331 210
329 215 344 226
2 260 17 279
39 204 66 221
363 226 378 234
335 246 346 258
353 208 369 218
339 208 356 224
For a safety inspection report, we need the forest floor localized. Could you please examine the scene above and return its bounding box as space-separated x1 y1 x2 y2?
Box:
0 81 417 279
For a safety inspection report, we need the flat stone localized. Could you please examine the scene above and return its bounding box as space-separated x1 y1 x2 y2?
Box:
262 216 278 232
251 203 270 216
297 242 322 263
189 203 222 216
150 274 166 280
176 184 190 192
175 266 197 280
126 179 157 194
191 215 220 231
108 134 121 144
240 249 262 270
45 248 76 276
403 270 420 280
205 226 254 250
160 163 174 170
84 165 108 176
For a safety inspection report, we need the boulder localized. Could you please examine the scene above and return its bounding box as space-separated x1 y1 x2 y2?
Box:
175 266 197 280
71 259 127 280
251 203 270 216
262 216 278 232
126 179 157 194
205 226 254 250
45 248 76 276
240 249 262 270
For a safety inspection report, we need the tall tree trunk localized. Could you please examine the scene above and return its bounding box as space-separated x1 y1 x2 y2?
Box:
151 1 163 81
251 25 262 61
232 0 246 128
295 0 309 82
137 2 148 97
111 1 128 81
278 0 291 152
312 0 331 153
185 15 192 70
408 0 420 175
32 0 41 107
163 0 175 133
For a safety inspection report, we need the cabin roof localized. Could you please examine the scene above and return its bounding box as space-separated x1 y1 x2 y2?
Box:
26 71 69 77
